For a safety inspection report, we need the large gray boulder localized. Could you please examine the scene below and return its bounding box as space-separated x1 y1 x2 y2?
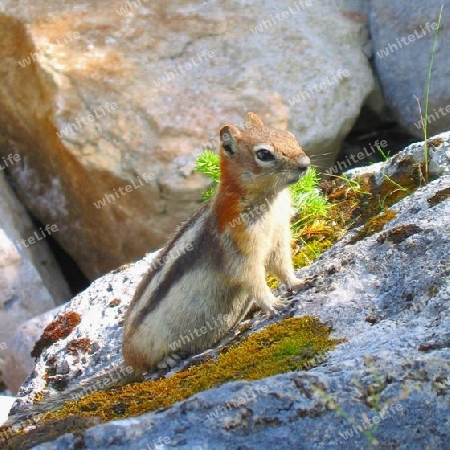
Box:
370 1 450 137
0 0 373 279
30 361 450 450
4 133 450 449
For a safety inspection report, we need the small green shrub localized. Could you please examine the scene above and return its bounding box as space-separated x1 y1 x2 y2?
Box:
195 150 220 200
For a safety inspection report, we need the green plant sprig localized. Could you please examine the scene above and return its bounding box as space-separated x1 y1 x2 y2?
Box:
416 4 444 183
195 150 220 200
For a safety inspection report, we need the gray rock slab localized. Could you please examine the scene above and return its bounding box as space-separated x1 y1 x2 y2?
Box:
6 134 450 449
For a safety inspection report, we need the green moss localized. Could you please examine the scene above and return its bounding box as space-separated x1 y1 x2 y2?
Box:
323 174 379 229
266 274 280 289
349 210 397 244
289 167 330 234
322 162 427 246
292 238 335 269
378 172 417 210
11 317 343 440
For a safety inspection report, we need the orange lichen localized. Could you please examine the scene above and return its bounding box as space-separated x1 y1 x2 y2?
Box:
66 338 92 355
108 298 121 307
31 311 81 359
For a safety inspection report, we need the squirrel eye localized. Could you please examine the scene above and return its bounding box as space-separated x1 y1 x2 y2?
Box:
256 149 275 161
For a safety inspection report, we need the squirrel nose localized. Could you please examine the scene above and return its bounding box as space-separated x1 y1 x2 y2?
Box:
298 155 310 170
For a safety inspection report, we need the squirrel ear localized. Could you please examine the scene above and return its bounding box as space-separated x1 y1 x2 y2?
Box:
220 125 240 156
245 112 264 129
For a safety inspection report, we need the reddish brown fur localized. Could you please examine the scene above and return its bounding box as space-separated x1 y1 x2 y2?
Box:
215 156 246 232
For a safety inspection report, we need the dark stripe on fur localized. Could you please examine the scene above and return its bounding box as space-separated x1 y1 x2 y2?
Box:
124 203 208 327
132 213 226 329
130 202 226 329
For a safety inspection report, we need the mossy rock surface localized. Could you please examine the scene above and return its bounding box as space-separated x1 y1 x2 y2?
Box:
5 134 450 450
4 317 343 449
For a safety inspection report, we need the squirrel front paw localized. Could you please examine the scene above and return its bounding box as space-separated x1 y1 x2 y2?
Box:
286 277 306 292
259 296 289 316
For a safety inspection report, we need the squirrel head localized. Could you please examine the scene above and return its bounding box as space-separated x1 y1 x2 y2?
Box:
218 112 310 196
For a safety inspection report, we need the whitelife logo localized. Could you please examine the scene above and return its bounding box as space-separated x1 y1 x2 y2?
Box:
93 173 155 209
153 50 216 87
15 224 59 250
376 22 439 59
57 102 118 139
250 0 313 34
0 153 20 171
18 31 81 68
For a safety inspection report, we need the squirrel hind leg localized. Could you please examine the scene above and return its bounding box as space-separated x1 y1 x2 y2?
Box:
122 340 148 376
156 353 182 370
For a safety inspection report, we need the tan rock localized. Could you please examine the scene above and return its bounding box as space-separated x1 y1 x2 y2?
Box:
0 1 374 279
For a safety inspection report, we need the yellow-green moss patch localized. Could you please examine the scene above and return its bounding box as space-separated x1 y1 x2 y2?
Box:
3 318 343 448
27 317 343 431
292 237 335 269
266 275 280 289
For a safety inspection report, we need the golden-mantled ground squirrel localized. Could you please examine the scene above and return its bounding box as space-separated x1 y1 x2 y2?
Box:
122 112 311 375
